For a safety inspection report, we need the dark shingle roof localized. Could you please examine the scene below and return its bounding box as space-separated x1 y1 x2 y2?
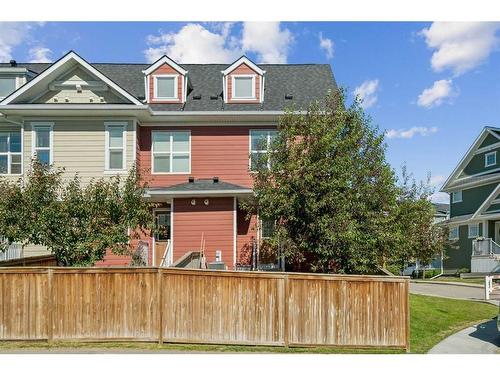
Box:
147 179 251 192
432 203 450 215
0 62 337 111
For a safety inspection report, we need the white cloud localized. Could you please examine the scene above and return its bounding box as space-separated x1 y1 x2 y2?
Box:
319 33 334 59
144 22 293 64
386 126 438 139
241 22 293 63
430 191 449 204
353 79 379 109
28 46 52 63
0 22 39 62
420 22 500 76
417 79 456 108
429 174 446 187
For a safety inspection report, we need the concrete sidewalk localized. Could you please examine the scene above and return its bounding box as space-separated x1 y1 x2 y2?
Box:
429 320 500 354
410 281 499 306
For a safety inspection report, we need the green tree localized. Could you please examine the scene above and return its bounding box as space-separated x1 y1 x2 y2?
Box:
0 160 154 266
241 91 399 273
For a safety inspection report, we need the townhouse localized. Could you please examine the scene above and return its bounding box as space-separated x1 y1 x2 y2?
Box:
0 51 336 268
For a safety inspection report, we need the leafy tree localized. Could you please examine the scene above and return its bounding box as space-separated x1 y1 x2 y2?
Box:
241 90 399 273
0 160 154 266
390 166 448 274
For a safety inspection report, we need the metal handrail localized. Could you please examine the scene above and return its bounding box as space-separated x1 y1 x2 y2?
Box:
472 238 500 257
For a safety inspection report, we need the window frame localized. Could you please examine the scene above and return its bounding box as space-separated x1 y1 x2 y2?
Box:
468 223 479 239
260 217 276 240
31 122 53 166
0 76 17 99
231 74 256 100
485 151 497 167
151 130 191 175
249 129 277 171
449 226 459 241
104 122 127 172
451 190 462 203
0 130 22 176
153 75 179 100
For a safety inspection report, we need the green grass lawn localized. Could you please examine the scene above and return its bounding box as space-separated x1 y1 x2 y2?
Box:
409 294 497 353
0 294 496 354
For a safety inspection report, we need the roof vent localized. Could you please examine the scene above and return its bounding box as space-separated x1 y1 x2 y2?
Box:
188 176 195 183
285 94 293 100
213 176 219 183
9 60 17 67
210 95 219 100
193 94 202 100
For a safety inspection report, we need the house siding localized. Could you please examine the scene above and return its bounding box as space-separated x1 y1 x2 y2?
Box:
173 197 234 267
461 147 500 177
450 182 498 217
444 223 482 271
236 205 257 265
137 124 276 188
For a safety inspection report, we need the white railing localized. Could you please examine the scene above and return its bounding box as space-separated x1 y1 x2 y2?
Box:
485 275 500 300
0 242 23 261
472 238 500 257
160 239 172 267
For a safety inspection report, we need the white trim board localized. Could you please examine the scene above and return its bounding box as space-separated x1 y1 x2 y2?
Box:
142 55 187 76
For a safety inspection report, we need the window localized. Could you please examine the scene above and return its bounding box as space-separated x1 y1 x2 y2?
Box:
105 123 126 171
261 218 275 239
154 76 177 99
0 131 22 175
451 191 462 203
232 76 255 99
468 224 479 239
32 124 53 166
485 151 496 167
152 131 190 173
0 77 16 98
449 226 459 240
250 130 277 170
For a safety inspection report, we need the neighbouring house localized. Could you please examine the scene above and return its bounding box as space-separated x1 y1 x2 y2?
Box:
0 51 337 268
441 126 500 274
432 203 449 224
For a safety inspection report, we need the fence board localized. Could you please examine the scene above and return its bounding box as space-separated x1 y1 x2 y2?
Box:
0 267 409 349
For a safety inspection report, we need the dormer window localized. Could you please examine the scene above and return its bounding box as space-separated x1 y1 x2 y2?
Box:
155 75 178 100
0 77 16 99
232 75 256 100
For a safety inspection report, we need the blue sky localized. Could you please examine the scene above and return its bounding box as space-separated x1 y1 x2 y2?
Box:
2 21 499 202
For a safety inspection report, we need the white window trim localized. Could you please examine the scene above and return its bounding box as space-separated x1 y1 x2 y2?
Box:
468 223 479 239
151 130 191 175
104 122 127 172
153 75 179 100
449 226 459 240
485 151 497 167
0 130 22 176
451 190 462 203
31 122 54 166
231 74 256 100
249 129 277 171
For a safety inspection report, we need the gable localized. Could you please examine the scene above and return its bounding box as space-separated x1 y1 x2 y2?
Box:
460 145 500 177
479 133 500 148
146 63 185 104
0 51 142 106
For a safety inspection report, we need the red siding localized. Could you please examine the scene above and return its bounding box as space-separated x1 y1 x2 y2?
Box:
236 207 257 265
95 250 131 267
148 63 184 104
227 63 261 104
173 197 234 267
138 125 276 188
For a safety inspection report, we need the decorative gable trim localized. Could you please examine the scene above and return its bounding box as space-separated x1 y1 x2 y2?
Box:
0 51 142 106
142 55 187 76
471 183 500 219
222 56 265 76
442 127 500 191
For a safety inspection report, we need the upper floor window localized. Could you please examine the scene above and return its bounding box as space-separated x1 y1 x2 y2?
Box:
105 123 126 171
32 124 53 166
0 77 16 98
250 130 277 171
154 76 178 100
451 190 462 203
232 76 255 100
468 223 479 239
485 151 496 167
152 131 190 174
449 226 459 240
0 131 21 175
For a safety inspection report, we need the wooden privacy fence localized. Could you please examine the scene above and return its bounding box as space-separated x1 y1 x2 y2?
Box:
0 267 410 350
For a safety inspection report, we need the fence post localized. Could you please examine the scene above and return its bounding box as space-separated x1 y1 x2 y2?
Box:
405 279 410 353
157 268 163 345
47 268 53 343
283 274 289 348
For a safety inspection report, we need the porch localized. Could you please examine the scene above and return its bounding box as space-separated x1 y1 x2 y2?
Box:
471 238 500 273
